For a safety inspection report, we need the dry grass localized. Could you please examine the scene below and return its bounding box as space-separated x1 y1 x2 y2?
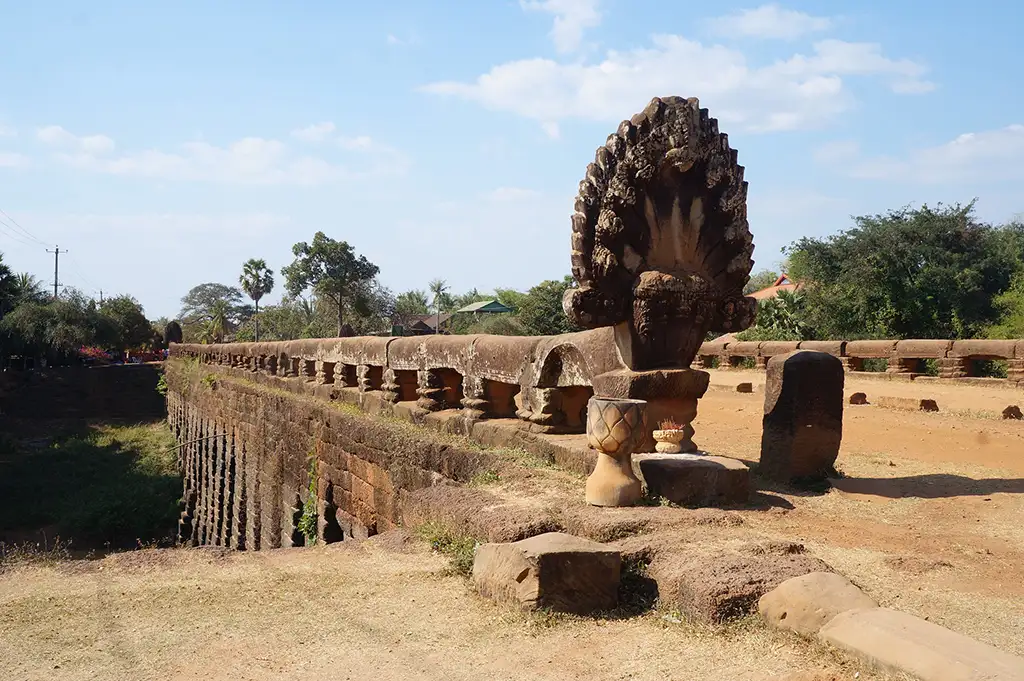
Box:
0 539 908 681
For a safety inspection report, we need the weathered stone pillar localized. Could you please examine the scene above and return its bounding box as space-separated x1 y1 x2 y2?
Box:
937 357 969 379
840 357 863 373
416 369 444 411
382 368 400 403
356 364 373 392
461 375 488 421
1008 358 1024 383
755 356 768 371
760 351 844 484
886 357 916 374
517 386 565 431
266 355 278 376
315 360 335 385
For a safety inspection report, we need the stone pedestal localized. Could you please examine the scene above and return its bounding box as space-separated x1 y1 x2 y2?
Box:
585 396 646 507
592 368 709 452
635 453 751 506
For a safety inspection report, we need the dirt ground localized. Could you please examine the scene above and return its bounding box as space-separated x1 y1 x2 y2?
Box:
0 540 903 681
695 369 1024 655
1 369 1021 680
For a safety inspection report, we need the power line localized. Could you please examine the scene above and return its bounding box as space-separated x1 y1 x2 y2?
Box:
0 207 49 247
0 216 40 248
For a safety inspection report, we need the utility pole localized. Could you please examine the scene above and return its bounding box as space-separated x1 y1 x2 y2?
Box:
46 246 66 299
98 289 104 304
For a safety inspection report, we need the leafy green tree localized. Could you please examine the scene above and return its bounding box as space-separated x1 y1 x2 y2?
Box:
517 276 579 336
239 258 275 342
736 289 809 341
987 274 1024 339
787 202 1020 339
394 289 429 329
282 232 380 337
743 269 780 295
427 278 451 334
178 282 252 343
99 295 155 351
202 300 232 344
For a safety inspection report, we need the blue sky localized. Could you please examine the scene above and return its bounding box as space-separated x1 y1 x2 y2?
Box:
1 0 1022 319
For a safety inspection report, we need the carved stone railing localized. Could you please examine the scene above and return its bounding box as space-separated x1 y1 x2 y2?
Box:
170 326 647 437
696 339 1024 387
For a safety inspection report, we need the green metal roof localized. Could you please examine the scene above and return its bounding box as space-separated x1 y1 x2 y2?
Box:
454 299 512 314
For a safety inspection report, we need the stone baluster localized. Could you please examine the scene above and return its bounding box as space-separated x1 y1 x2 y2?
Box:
461 375 488 421
936 357 969 379
315 361 335 385
356 365 373 393
382 369 400 403
416 369 444 411
886 357 915 374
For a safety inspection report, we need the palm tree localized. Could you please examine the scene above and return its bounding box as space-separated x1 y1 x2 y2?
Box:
206 299 231 344
239 259 275 342
428 278 449 335
13 273 44 304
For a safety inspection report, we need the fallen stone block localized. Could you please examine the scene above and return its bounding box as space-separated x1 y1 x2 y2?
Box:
736 382 754 393
877 396 939 412
820 607 1024 681
472 532 621 615
635 453 750 507
1003 405 1023 420
849 392 868 405
644 539 832 623
761 351 844 483
758 572 878 637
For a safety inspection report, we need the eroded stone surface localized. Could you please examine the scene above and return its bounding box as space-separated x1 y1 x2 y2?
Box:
820 607 1024 681
472 532 621 614
758 572 877 637
760 351 844 483
877 395 940 412
635 453 750 507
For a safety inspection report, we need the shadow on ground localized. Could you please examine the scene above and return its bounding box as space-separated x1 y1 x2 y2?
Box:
0 418 180 552
829 474 1024 499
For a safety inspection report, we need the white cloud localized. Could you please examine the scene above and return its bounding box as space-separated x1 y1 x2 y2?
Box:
46 129 410 185
291 122 337 142
421 35 933 134
483 187 541 202
386 33 403 46
706 4 832 40
845 124 1024 184
520 0 602 53
0 152 29 167
37 125 116 154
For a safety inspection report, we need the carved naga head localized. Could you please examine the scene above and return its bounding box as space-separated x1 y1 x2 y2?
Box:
563 96 757 371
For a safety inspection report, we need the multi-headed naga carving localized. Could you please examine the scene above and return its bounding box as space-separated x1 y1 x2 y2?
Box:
564 96 757 370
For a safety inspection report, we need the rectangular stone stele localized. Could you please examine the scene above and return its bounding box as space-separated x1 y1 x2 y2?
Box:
635 454 750 507
760 351 844 483
819 607 1024 681
472 532 621 615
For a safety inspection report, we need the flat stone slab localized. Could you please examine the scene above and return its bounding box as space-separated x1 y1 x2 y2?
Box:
820 607 1024 681
759 571 877 636
877 395 939 412
472 532 621 615
635 453 750 507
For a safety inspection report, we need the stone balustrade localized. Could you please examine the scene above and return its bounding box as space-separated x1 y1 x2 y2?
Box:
696 338 1024 387
171 326 629 436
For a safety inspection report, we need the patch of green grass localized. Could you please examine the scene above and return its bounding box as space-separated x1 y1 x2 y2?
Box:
416 522 478 577
0 421 180 550
468 470 501 486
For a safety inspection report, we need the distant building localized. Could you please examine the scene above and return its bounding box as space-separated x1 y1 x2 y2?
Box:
454 300 513 314
748 273 801 301
404 313 453 335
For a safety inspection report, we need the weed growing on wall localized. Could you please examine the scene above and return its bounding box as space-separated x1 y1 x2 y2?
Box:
155 372 168 397
297 451 318 545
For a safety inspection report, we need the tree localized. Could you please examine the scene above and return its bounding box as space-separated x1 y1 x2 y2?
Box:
743 269 780 295
394 289 429 329
786 202 1020 339
736 289 809 341
178 282 252 343
517 276 580 336
239 259 275 342
282 232 380 337
203 300 232 344
427 278 450 334
99 295 155 352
